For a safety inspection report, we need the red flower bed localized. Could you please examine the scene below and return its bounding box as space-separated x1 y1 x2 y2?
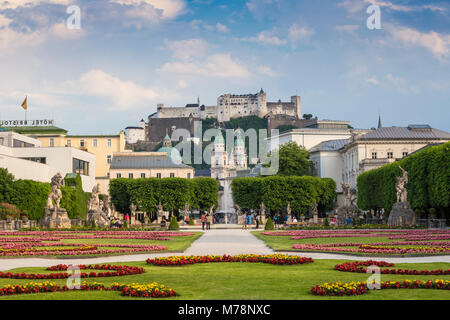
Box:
334 260 450 275
146 254 314 266
0 264 145 280
311 279 450 296
0 281 176 298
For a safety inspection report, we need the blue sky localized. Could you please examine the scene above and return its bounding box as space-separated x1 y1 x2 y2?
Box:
0 0 449 134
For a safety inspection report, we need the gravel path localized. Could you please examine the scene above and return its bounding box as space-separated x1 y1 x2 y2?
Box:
0 229 449 271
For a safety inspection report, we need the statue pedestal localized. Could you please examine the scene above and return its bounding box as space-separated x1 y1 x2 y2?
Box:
388 202 416 226
86 209 110 228
313 214 319 224
336 205 360 225
40 207 72 229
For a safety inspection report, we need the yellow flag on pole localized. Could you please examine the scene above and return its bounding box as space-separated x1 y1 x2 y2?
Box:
21 96 27 110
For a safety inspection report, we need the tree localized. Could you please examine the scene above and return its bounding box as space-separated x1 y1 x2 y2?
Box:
303 114 313 120
268 141 312 176
0 168 16 203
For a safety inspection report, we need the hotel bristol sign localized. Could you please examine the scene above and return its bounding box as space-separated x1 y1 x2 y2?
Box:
0 119 54 127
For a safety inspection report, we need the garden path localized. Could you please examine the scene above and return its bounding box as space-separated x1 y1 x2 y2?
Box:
0 229 449 271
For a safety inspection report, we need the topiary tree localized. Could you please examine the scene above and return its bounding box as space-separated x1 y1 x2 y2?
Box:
265 217 274 230
168 215 180 230
0 168 16 204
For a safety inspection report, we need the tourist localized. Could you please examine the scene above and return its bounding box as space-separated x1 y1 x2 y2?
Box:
201 213 206 230
255 214 259 229
185 214 190 225
247 213 252 226
124 213 129 224
293 217 298 223
242 212 247 230
206 214 212 230
332 217 338 227
346 216 352 225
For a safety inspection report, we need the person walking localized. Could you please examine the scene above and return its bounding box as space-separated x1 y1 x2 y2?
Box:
206 214 212 230
201 213 206 230
255 214 259 229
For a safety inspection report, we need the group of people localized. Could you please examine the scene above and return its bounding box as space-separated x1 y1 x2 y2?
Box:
200 213 213 230
110 218 124 228
241 212 259 230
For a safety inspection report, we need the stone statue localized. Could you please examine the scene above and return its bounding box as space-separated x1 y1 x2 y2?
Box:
235 204 242 215
388 166 415 227
184 203 190 215
46 172 64 210
209 205 214 215
41 173 71 229
311 202 319 223
86 184 110 228
260 202 266 216
396 166 408 203
341 182 357 207
286 201 291 216
103 195 112 217
157 202 164 223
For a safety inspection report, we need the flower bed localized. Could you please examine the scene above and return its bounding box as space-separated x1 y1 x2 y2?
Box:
291 243 450 255
113 282 177 298
147 254 314 266
334 260 450 275
0 264 145 280
311 279 450 296
0 281 176 298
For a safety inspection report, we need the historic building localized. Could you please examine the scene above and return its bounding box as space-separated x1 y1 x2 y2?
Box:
109 152 194 181
7 126 127 192
210 131 248 219
217 89 301 122
309 124 450 193
125 119 146 144
0 131 95 192
156 97 216 120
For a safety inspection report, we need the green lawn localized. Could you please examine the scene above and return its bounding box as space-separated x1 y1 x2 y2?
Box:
252 231 449 256
0 259 449 300
0 232 203 258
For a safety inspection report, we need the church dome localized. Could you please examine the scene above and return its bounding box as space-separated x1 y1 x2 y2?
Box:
214 134 225 144
158 146 182 163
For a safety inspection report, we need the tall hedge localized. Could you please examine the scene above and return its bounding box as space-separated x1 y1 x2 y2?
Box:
232 176 336 214
109 177 218 214
0 169 90 220
357 142 450 217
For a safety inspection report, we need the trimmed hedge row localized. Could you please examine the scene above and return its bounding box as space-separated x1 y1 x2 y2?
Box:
357 142 450 216
0 168 90 220
231 176 336 214
109 177 219 215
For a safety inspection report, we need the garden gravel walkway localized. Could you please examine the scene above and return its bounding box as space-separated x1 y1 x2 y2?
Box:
0 229 449 271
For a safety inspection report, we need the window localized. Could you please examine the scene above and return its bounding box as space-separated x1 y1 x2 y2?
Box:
92 139 98 147
371 152 377 159
80 139 85 148
107 172 110 178
106 155 112 164
73 158 89 176
67 139 71 147
170 173 175 178
156 173 162 179
49 138 54 147
116 173 121 178
107 138 112 147
387 152 393 159
141 173 146 178
187 173 191 179
403 152 408 157
129 173 134 178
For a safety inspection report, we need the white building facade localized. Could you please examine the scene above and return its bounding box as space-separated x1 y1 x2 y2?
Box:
0 131 96 192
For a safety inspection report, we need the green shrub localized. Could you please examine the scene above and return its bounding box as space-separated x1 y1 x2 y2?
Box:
188 217 195 225
0 168 17 203
265 217 274 230
168 215 180 230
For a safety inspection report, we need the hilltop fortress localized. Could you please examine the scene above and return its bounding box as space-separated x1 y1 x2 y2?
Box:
155 89 301 122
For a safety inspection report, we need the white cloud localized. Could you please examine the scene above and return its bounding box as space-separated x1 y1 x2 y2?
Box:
109 0 186 19
386 24 450 61
158 53 250 78
246 29 287 46
257 65 276 77
216 23 229 33
65 69 172 111
0 18 84 52
165 38 210 60
338 0 446 14
0 0 71 10
366 77 379 85
288 24 314 47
